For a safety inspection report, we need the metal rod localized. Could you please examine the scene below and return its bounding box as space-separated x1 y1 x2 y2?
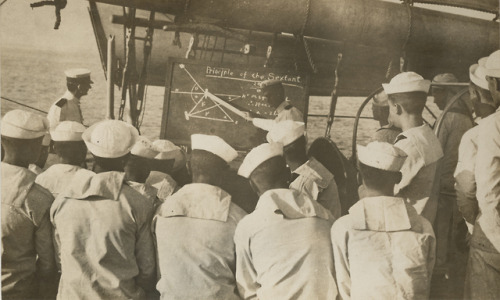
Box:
1 96 47 114
431 82 470 87
308 114 372 120
106 35 115 119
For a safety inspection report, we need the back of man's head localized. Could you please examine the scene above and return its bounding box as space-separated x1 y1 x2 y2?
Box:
190 149 228 186
283 135 307 166
249 156 290 194
124 154 151 183
388 92 427 115
1 135 44 167
357 142 406 196
54 141 87 166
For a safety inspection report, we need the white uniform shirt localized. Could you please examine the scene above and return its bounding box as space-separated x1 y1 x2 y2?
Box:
234 188 337 300
290 157 341 219
394 124 444 223
331 196 436 300
47 90 84 129
154 183 246 300
474 110 500 252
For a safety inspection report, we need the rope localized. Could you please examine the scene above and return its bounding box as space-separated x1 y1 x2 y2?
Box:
400 0 413 72
1 96 47 114
300 0 317 73
0 0 9 6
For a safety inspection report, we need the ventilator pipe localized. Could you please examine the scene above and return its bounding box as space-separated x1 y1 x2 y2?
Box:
106 35 115 119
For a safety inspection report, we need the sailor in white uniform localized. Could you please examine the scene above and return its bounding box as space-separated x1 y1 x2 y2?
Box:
47 68 93 130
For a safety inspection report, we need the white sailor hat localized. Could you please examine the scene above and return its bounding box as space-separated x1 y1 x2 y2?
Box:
82 120 139 158
469 57 488 90
131 136 159 159
260 79 282 89
266 120 305 146
1 109 48 139
485 50 500 78
152 139 186 170
357 141 407 172
432 73 458 84
382 72 431 95
191 134 238 163
50 121 86 142
238 143 283 178
65 68 93 83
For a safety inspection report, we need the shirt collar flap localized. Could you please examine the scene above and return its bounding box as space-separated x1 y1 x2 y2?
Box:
63 171 125 200
159 183 232 222
256 188 333 220
349 196 411 232
294 157 334 189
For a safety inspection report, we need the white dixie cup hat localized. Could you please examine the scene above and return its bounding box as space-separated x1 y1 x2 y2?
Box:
266 120 305 146
50 121 86 142
82 120 139 158
357 141 407 172
1 109 49 139
191 134 238 163
469 57 489 90
238 142 284 178
382 72 431 95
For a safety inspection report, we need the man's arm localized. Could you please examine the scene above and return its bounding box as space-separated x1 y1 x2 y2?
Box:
234 224 259 300
135 207 157 296
331 219 351 300
35 211 58 299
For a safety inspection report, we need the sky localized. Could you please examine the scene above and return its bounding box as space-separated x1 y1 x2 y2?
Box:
0 0 97 54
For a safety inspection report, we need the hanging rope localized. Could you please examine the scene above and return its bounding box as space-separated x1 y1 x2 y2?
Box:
400 0 413 72
299 0 317 73
1 96 47 114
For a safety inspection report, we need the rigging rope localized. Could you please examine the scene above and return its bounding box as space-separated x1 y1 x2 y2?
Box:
1 96 47 114
0 0 9 7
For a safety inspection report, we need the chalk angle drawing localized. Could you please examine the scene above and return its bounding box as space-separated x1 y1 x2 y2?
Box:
171 64 248 124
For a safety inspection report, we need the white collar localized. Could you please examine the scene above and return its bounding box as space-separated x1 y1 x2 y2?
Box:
349 196 412 232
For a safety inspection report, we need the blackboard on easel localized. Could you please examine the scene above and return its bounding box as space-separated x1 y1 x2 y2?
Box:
160 58 309 150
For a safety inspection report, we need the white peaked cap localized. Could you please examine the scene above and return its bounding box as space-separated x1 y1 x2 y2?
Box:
1 109 48 139
131 136 159 159
65 68 91 79
382 72 431 95
238 143 283 178
470 57 489 90
51 121 86 142
266 120 305 146
485 50 500 78
357 141 407 172
191 134 238 163
82 120 139 158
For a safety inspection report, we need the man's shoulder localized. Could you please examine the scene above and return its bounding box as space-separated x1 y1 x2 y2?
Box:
330 215 352 239
25 183 55 225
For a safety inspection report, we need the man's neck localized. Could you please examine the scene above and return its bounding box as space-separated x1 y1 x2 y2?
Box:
2 156 29 168
287 157 307 173
362 185 395 198
400 115 424 132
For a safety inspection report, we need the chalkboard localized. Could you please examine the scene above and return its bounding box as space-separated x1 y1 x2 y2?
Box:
160 58 309 150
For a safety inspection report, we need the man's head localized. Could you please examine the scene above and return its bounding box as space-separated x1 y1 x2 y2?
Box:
82 120 139 172
1 110 49 168
371 91 390 127
260 79 285 109
470 57 496 118
150 139 185 174
484 50 500 108
431 73 459 110
266 120 307 170
51 121 87 166
125 137 158 183
357 141 407 194
238 143 288 196
66 68 93 98
383 72 430 129
189 134 237 186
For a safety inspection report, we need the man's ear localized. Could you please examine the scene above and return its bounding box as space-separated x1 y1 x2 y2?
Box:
395 172 402 184
248 178 261 196
395 103 404 115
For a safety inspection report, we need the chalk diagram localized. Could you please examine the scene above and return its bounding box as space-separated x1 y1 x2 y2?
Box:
171 64 257 124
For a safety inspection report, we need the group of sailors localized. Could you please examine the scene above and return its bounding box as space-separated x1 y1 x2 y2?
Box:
2 49 500 300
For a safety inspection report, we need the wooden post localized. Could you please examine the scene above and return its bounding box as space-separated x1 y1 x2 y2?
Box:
106 35 115 119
